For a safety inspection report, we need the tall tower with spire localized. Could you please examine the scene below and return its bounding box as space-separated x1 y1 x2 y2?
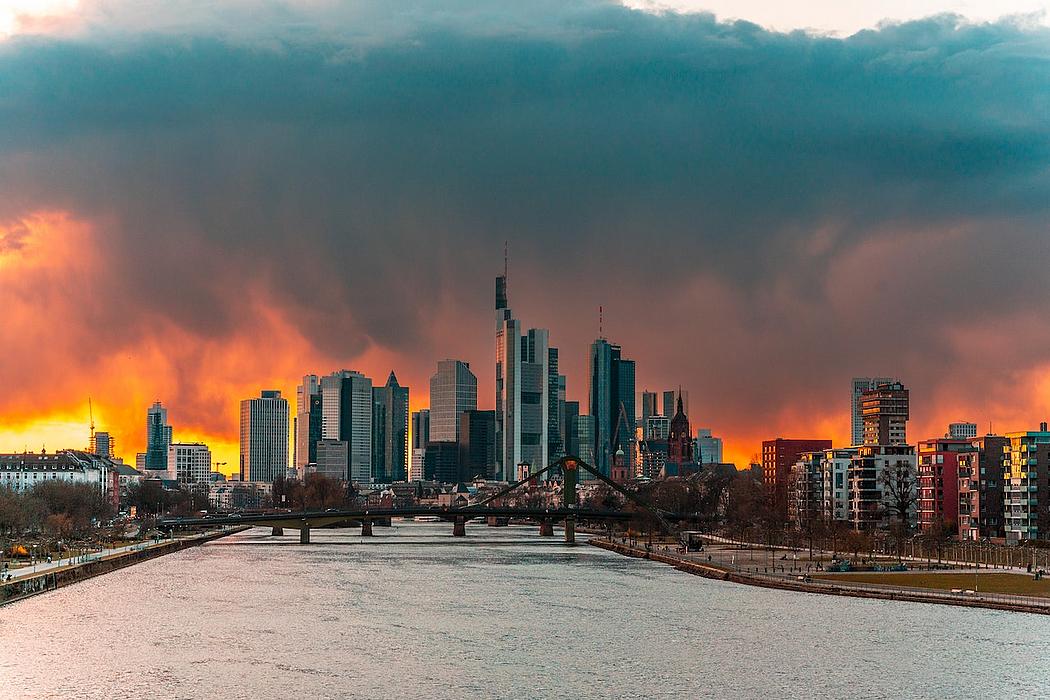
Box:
667 390 695 475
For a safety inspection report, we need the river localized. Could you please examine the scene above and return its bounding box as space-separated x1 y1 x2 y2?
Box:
1 523 1048 699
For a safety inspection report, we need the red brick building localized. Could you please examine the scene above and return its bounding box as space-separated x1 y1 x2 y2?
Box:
762 438 833 514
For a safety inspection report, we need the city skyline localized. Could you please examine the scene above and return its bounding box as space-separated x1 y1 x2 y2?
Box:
2 1 1050 476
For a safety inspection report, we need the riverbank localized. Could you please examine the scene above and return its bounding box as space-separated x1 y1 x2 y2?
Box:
590 537 1050 615
0 527 247 606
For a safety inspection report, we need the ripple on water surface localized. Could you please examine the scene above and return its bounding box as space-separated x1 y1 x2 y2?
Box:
1 523 1049 699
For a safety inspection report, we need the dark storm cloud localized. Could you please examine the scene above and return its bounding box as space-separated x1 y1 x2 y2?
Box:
2 2 1050 454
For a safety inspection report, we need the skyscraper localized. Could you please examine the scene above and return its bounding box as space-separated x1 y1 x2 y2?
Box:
641 391 658 426
320 370 373 483
430 360 477 442
90 431 114 459
696 428 723 464
146 401 173 470
459 409 496 480
294 374 322 477
589 338 635 475
495 274 559 480
372 371 409 483
662 390 689 421
410 409 430 481
851 377 895 446
562 400 580 457
239 390 289 483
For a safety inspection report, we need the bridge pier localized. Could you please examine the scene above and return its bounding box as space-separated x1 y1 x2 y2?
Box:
452 516 466 537
564 518 576 544
361 519 373 536
300 526 310 544
539 520 554 537
271 527 284 536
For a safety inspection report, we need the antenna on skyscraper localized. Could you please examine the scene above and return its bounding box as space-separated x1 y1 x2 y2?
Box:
599 305 603 339
504 241 508 279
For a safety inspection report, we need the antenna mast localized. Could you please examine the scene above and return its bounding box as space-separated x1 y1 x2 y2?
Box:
599 305 603 339
88 397 95 449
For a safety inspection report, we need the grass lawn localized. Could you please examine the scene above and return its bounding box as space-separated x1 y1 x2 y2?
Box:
814 572 1050 597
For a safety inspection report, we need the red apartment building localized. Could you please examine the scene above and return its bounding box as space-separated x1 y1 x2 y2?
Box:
916 437 975 534
763 438 833 515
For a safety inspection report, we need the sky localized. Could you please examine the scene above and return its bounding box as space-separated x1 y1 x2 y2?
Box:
1 0 1049 474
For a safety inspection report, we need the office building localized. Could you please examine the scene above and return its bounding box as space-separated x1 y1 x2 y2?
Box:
424 441 460 483
645 415 670 440
410 409 430 481
372 371 409 483
562 400 580 458
1002 425 1050 544
576 415 597 469
696 428 723 465
459 410 496 480
916 437 975 534
851 377 895 446
589 338 636 475
295 374 322 477
145 401 173 470
315 439 349 480
641 391 658 426
662 390 689 421
320 370 373 484
495 274 560 481
948 422 978 440
168 442 212 488
431 360 477 443
90 431 114 459
957 435 1008 541
239 390 289 483
861 381 909 446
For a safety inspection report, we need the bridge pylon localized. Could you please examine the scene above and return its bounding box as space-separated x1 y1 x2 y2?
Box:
452 516 466 537
361 519 373 536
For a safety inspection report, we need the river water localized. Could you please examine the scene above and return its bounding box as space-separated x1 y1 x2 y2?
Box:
1 523 1048 699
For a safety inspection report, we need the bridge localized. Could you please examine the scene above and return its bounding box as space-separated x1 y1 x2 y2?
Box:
159 456 679 544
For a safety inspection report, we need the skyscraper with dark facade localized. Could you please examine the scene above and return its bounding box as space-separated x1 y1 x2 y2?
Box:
295 374 322 477
459 409 496 480
320 370 373 483
146 401 173 470
372 371 409 483
589 338 635 475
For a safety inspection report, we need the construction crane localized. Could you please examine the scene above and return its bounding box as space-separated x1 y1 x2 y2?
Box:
88 397 95 451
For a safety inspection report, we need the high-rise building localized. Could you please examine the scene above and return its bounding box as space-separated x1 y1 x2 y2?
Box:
145 401 173 470
459 410 496 480
294 374 322 477
372 371 409 483
547 356 564 462
239 390 289 483
948 422 978 440
90 431 114 459
410 409 430 481
315 439 349 480
641 391 658 426
430 360 477 443
562 400 580 457
589 338 635 475
662 390 689 422
861 381 909 446
645 415 670 440
320 370 373 484
494 274 558 481
696 428 723 465
1002 424 1050 544
851 377 895 446
957 435 1008 541
168 442 212 488
424 441 460 483
575 415 597 469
